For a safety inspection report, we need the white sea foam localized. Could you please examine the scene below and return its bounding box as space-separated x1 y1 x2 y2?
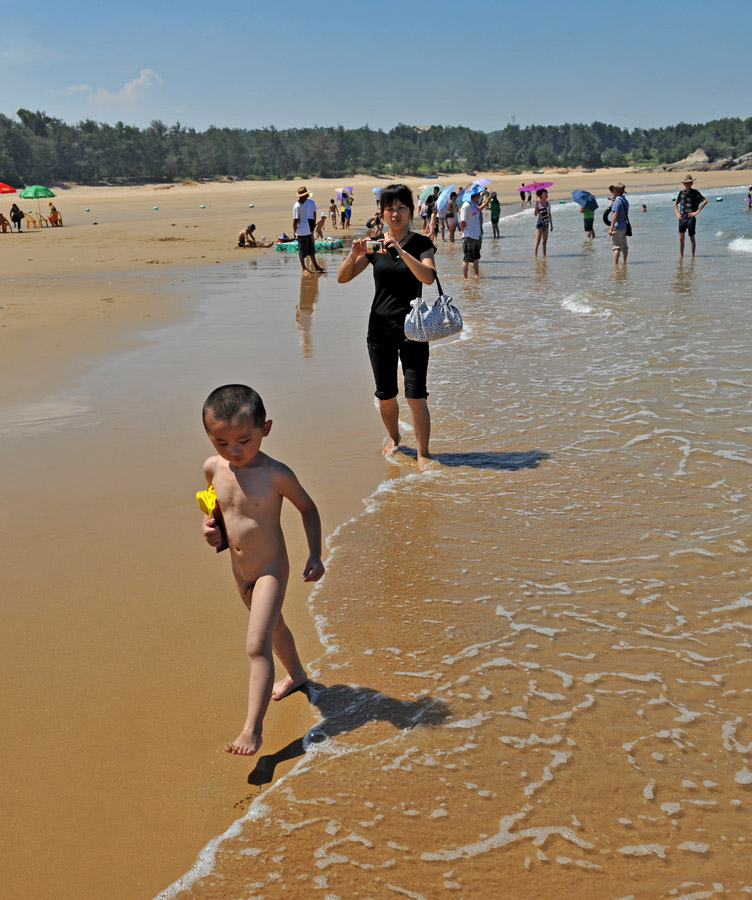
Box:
728 237 752 253
561 291 612 318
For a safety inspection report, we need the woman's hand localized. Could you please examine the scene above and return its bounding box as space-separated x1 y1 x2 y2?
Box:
350 237 369 258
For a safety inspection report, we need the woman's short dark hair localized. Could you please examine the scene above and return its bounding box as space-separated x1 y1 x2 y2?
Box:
203 384 266 427
379 184 414 218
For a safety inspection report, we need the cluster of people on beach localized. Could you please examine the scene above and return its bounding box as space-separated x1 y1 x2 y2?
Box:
1 201 62 232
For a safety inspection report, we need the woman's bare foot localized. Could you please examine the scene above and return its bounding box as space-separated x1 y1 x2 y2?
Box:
381 433 400 456
417 454 433 472
225 727 262 756
271 672 308 701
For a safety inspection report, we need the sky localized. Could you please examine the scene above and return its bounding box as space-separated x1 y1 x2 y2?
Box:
2 0 749 134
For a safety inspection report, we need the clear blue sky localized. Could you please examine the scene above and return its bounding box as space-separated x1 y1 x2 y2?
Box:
2 0 749 133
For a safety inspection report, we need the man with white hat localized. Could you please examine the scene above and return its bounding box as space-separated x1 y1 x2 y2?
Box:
293 186 324 274
674 175 707 259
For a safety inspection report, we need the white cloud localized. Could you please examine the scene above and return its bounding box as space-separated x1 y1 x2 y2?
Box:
66 83 91 94
87 69 162 110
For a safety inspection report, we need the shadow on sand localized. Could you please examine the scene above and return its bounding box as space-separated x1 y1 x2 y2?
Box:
397 447 550 471
248 681 450 786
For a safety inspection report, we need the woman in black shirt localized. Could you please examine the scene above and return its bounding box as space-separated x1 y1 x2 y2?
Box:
337 184 436 471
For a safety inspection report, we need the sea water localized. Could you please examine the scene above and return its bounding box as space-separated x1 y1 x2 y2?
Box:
156 185 752 899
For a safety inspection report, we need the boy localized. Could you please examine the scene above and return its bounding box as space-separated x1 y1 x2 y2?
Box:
200 384 325 756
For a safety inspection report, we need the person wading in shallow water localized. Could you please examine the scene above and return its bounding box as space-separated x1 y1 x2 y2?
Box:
337 183 436 472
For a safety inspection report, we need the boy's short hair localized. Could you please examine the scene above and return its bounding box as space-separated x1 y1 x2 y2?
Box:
203 384 267 427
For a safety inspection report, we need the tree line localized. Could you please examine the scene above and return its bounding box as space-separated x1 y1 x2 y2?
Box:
2 109 751 185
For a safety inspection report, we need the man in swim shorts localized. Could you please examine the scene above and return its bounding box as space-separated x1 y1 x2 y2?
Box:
459 185 483 279
674 175 707 259
293 186 324 274
607 183 629 266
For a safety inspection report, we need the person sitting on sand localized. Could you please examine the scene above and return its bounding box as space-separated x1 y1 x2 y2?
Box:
237 223 272 248
200 384 325 756
0 211 10 233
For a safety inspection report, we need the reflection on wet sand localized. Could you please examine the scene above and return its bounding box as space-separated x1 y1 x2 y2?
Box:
296 273 319 357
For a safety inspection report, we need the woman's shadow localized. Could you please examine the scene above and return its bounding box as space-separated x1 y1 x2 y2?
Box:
397 448 550 470
247 681 451 786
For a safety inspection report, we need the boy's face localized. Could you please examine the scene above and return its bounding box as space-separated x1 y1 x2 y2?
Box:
204 411 271 467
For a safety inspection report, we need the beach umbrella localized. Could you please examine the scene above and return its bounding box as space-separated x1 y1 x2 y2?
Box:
19 184 56 214
435 184 457 212
571 189 598 211
472 177 492 187
0 182 17 193
520 180 553 193
418 184 440 202
371 187 382 194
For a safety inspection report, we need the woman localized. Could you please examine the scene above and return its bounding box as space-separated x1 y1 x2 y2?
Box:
337 184 436 471
533 188 553 257
446 191 458 243
9 203 24 232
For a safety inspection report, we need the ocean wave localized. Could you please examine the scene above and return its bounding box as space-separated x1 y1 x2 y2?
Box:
561 291 612 318
728 236 752 254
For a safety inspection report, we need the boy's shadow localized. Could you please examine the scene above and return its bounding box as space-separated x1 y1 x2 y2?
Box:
248 681 451 786
397 447 550 470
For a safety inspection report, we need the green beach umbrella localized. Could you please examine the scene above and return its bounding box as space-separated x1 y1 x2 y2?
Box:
19 184 56 215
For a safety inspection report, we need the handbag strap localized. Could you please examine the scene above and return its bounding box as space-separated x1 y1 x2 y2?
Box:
434 271 444 298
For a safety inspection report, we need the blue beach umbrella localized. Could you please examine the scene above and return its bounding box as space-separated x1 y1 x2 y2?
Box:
435 184 457 213
371 186 382 194
571 189 598 211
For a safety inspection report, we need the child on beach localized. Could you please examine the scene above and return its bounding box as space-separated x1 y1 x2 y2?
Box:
199 384 325 756
533 188 552 257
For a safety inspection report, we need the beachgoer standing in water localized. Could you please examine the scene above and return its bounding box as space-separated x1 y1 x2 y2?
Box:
459 185 483 279
674 175 707 259
199 384 325 756
293 186 324 274
607 182 629 266
337 184 436 471
533 189 552 257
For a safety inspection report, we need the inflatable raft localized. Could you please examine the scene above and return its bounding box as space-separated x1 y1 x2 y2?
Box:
275 239 344 252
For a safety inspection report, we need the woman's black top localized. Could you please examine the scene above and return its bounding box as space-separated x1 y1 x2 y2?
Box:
367 233 435 325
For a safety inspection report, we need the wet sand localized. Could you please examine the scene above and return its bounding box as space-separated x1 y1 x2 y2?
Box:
2 167 751 900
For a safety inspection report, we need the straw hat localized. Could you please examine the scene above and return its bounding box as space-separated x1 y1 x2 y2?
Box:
297 185 309 197
682 175 695 184
609 183 626 193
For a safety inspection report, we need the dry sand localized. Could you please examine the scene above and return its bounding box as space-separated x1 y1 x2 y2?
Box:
2 166 751 900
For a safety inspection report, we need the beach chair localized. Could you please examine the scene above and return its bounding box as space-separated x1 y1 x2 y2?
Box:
24 212 37 229
36 212 49 228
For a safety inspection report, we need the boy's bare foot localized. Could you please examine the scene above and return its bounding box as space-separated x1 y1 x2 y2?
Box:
417 454 433 472
225 728 262 756
272 672 308 701
382 433 400 456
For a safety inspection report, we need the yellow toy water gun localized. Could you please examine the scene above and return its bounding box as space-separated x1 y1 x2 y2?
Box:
196 485 229 553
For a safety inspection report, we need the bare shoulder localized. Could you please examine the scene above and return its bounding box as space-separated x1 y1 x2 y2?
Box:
264 454 299 486
203 455 223 480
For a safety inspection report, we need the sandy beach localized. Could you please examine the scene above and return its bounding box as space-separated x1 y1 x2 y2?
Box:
3 166 752 900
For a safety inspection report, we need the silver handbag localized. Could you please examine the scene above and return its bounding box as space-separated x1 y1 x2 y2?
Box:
404 273 463 342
